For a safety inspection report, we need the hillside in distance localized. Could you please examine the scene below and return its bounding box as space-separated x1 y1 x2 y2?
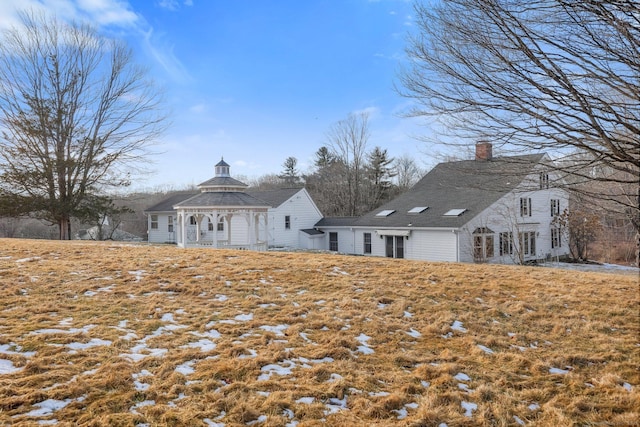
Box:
0 239 637 426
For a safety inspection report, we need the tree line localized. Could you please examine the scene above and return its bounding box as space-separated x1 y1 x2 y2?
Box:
273 112 423 217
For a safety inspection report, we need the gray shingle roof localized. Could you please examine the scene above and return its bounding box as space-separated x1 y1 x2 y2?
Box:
246 188 302 208
353 154 546 229
146 188 307 213
174 191 271 208
198 176 248 188
144 191 198 213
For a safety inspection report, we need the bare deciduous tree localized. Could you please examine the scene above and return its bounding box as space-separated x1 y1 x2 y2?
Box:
0 11 166 239
325 112 370 216
399 0 640 265
394 154 423 191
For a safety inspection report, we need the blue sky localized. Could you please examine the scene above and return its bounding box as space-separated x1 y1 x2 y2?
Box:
1 0 434 190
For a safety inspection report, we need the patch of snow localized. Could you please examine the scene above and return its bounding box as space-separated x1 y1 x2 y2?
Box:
406 328 421 338
246 414 267 426
260 324 289 336
258 361 295 381
128 270 145 282
203 418 225 427
421 380 430 388
328 373 343 382
454 372 470 382
0 359 21 374
514 415 525 425
623 382 632 391
325 396 347 414
549 367 570 375
296 397 314 404
0 343 36 357
130 399 155 414
238 349 258 359
461 401 477 417
451 320 467 333
355 333 374 354
235 313 253 322
528 403 540 411
67 338 112 350
24 399 72 417
477 345 494 354
176 361 195 376
182 339 217 352
403 311 413 318
16 257 41 263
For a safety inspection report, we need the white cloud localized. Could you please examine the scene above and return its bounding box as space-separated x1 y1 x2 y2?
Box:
352 106 381 119
189 103 207 114
76 0 139 27
157 0 193 11
0 0 191 84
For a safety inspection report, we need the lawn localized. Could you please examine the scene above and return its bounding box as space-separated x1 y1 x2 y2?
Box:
0 239 637 426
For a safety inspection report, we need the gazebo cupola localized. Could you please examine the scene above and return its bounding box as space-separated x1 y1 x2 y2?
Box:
215 158 231 177
197 157 249 193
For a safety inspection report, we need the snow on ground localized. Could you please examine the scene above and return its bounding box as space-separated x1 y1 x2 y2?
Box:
3 260 635 426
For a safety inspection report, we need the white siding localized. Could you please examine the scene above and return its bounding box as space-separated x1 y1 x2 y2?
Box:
461 186 570 264
147 213 176 243
267 189 323 248
405 229 458 261
336 228 458 262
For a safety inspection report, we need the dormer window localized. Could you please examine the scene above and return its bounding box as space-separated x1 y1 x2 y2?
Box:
539 172 549 189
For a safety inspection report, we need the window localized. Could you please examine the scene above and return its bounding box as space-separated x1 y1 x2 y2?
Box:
443 208 466 216
519 232 536 256
285 215 291 230
551 199 560 217
551 227 562 248
376 209 395 217
189 216 197 225
539 172 549 189
167 216 173 233
408 206 428 214
363 233 372 254
150 214 158 230
520 198 532 217
385 236 404 258
473 228 495 262
208 222 214 231
217 220 224 231
329 232 338 251
499 232 513 256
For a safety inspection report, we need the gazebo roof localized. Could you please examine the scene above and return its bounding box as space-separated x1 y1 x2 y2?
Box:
173 191 270 209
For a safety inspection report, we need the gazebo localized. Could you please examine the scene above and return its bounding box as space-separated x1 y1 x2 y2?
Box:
173 159 270 250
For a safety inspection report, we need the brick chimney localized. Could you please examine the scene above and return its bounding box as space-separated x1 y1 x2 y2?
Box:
475 142 493 161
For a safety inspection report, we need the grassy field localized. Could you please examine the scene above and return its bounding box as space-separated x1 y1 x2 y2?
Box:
0 239 637 426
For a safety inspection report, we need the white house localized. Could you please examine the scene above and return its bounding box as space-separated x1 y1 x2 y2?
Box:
315 143 570 264
144 159 323 250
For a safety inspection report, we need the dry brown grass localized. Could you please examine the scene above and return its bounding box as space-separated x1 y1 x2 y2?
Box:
0 238 638 426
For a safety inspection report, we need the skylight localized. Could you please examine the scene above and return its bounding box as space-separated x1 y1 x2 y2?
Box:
408 206 428 214
443 208 467 217
375 209 395 217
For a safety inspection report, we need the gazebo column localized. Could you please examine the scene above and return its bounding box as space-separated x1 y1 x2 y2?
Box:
262 212 268 246
179 211 187 248
212 210 218 248
226 213 233 245
195 213 205 244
